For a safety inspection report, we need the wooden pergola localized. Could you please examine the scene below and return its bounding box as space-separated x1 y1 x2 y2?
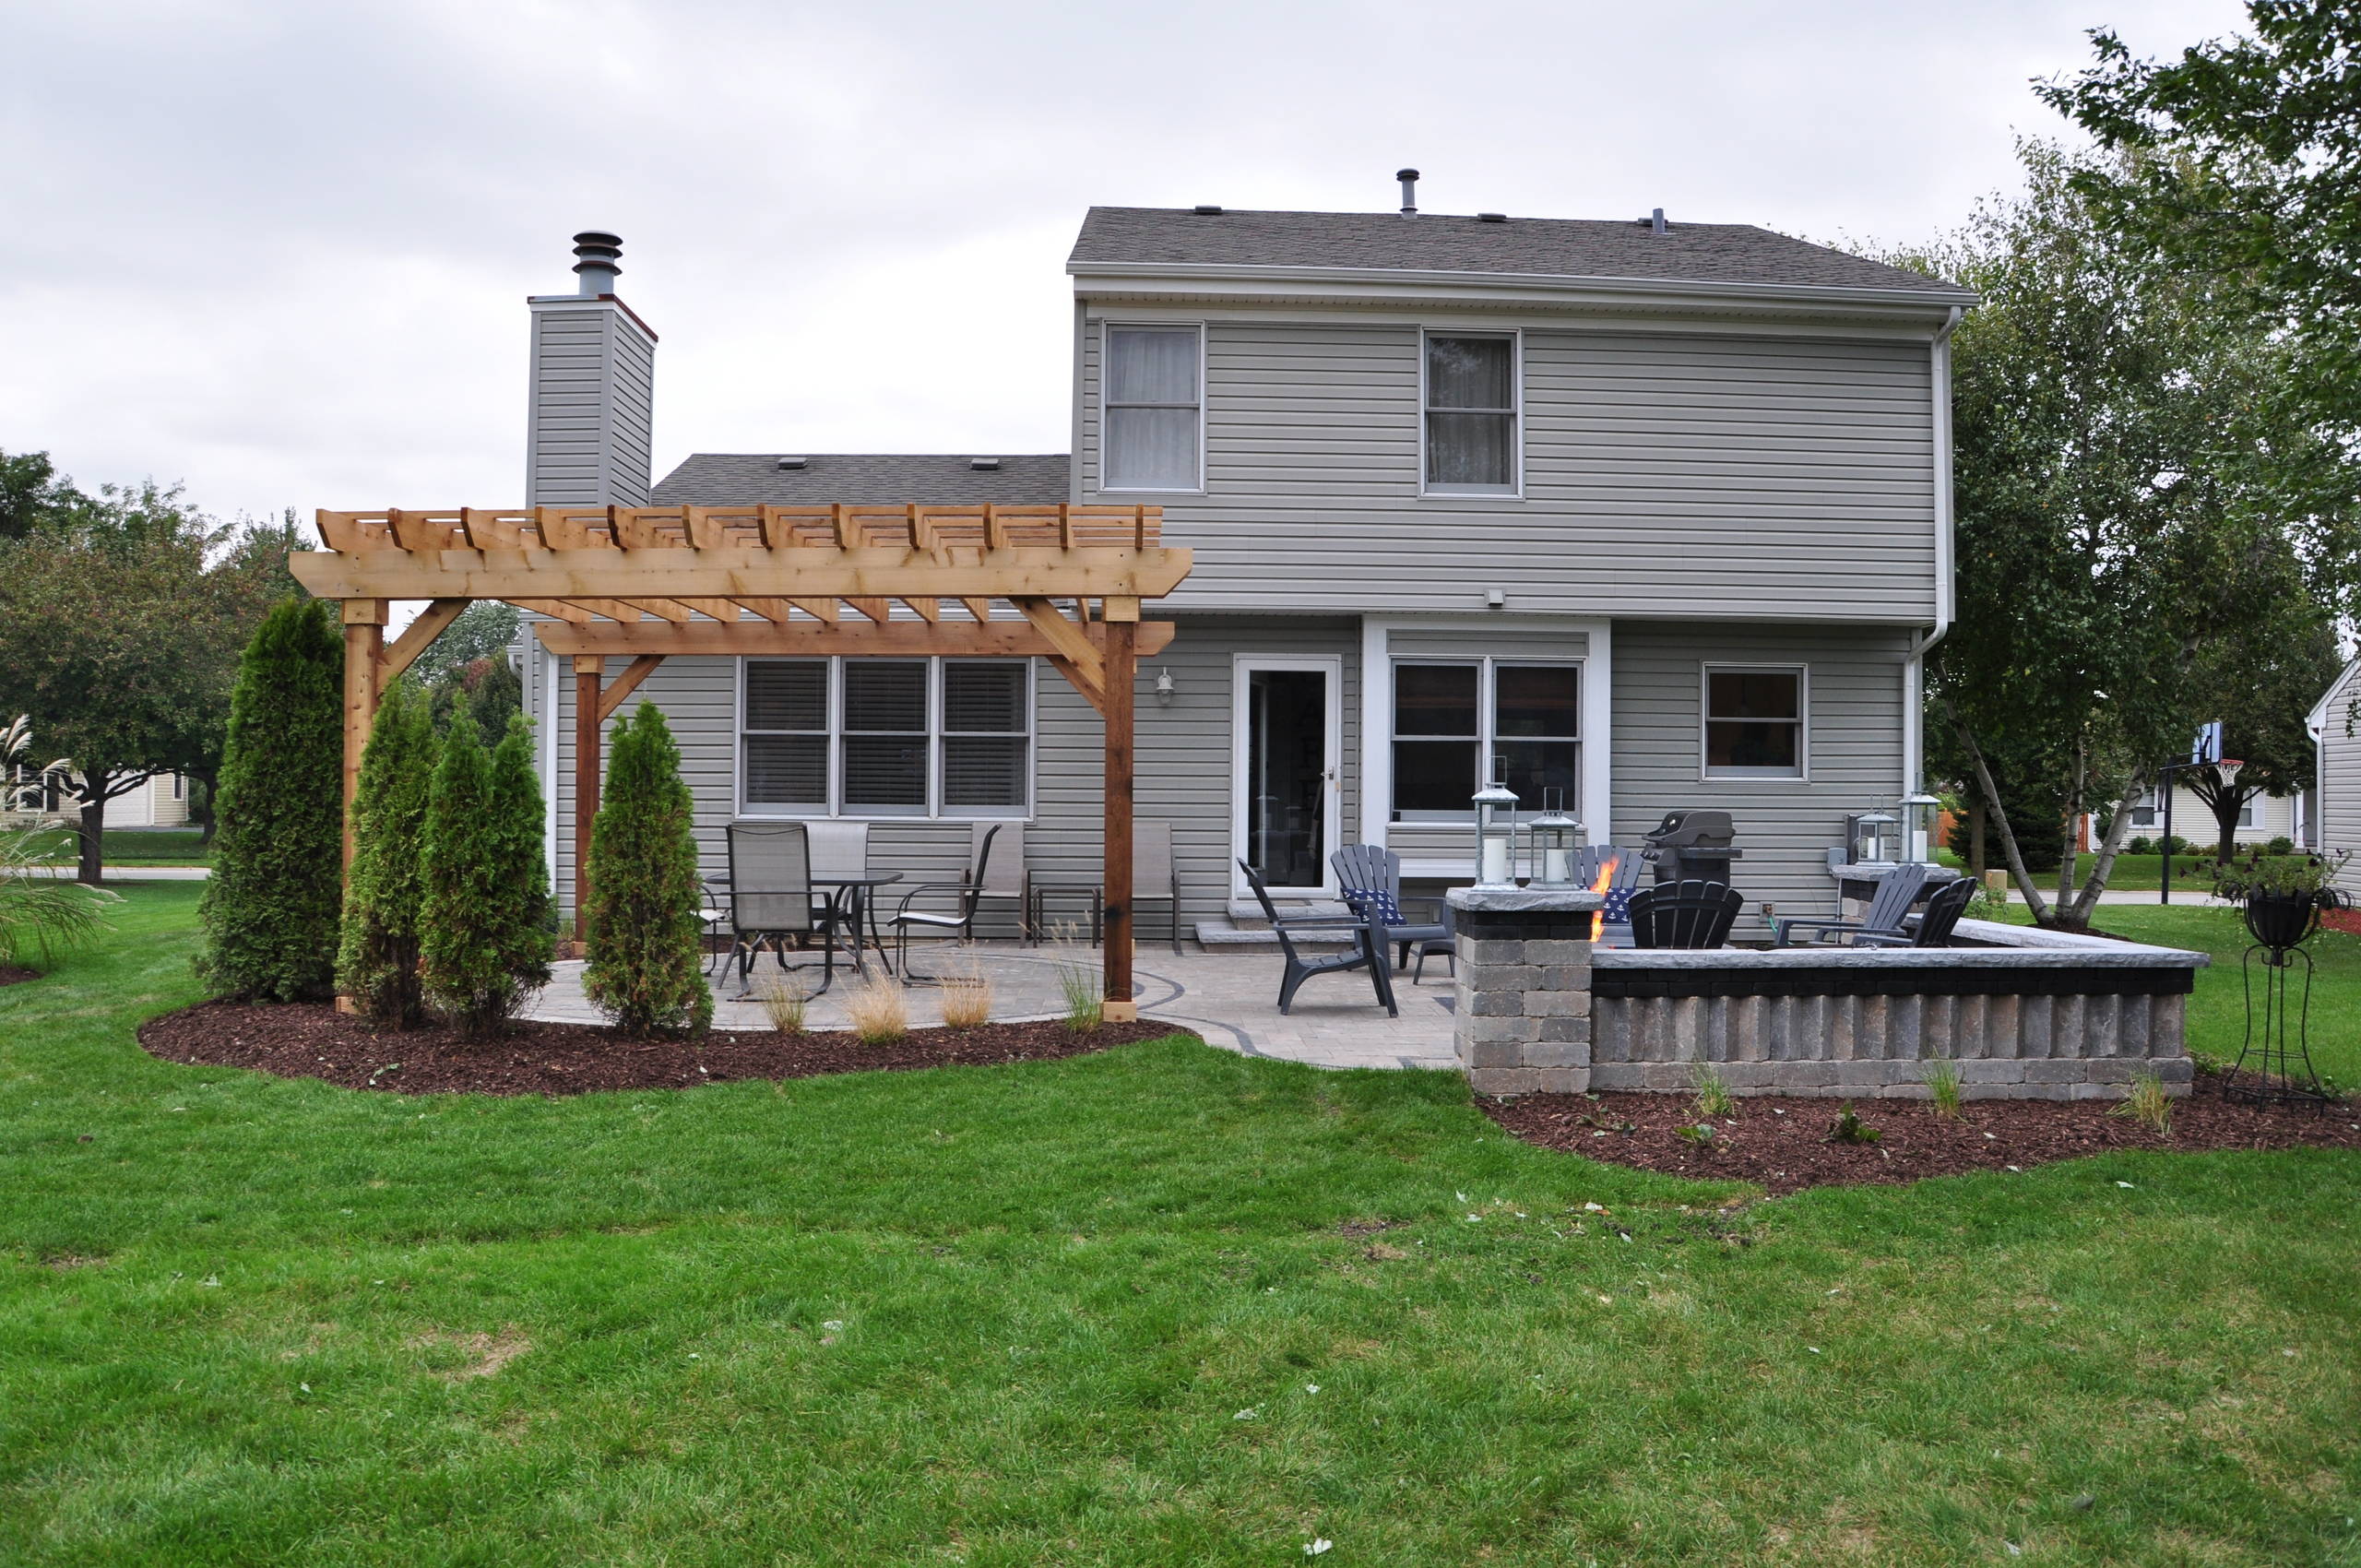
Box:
287 503 1192 1021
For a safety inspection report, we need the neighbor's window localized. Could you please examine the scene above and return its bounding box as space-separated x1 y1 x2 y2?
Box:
1103 326 1202 491
1703 668 1805 778
1424 333 1518 493
2130 789 2162 829
742 658 1032 818
1392 659 1579 818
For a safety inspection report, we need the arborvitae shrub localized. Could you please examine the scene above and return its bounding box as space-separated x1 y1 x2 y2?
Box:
420 712 551 1036
198 598 344 1001
582 702 711 1036
335 683 440 1027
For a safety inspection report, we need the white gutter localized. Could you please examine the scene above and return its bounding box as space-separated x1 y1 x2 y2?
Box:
1904 304 1965 796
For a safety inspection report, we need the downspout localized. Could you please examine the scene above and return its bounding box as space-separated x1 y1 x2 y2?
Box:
1904 304 1964 799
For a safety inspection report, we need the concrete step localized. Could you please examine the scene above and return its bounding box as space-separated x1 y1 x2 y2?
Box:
1223 896 1353 929
1193 917 1355 949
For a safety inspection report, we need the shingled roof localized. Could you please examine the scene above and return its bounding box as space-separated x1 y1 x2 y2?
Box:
1070 207 1967 296
653 453 1071 505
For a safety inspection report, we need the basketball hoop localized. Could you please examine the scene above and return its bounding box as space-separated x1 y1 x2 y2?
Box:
2216 757 2245 789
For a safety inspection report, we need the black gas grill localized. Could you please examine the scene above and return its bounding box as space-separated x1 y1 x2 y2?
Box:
1642 809 1741 885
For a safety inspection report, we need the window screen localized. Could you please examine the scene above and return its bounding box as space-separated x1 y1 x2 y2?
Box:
1704 670 1804 777
1425 335 1516 492
1104 327 1202 491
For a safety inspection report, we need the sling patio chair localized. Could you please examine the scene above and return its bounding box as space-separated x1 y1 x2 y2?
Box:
1625 880 1745 950
1331 843 1451 972
1853 873 1976 948
1772 861 1929 947
723 820 839 999
1240 860 1398 1017
884 823 1003 983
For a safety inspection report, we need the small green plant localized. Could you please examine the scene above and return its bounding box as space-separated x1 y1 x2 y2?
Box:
1690 1062 1736 1119
2111 1069 2173 1135
1828 1103 1881 1146
2205 843 2350 903
1923 1056 1964 1120
753 973 807 1035
844 979 908 1045
1969 881 2010 920
1674 1122 1718 1147
1043 919 1103 1033
2265 835 2296 857
2125 835 2155 857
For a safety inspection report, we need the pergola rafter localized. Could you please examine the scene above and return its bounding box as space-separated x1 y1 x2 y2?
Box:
290 502 1192 1022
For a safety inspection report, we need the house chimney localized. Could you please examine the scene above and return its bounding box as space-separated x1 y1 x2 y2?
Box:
526 231 657 506
571 230 623 295
1397 168 1419 216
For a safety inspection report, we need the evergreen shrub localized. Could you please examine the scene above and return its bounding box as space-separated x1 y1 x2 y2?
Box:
335 683 440 1027
582 702 710 1035
198 598 344 1000
421 711 552 1036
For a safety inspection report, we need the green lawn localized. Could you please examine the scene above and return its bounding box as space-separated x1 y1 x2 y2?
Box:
24 827 211 866
1945 851 2228 893
2 888 2356 1565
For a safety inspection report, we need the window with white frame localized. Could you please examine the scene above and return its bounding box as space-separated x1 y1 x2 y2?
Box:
1703 667 1806 778
1102 325 1202 491
1423 333 1519 493
2130 788 2162 829
741 658 1031 818
1391 659 1579 819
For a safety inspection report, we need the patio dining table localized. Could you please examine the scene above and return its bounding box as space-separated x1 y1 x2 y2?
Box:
707 870 904 980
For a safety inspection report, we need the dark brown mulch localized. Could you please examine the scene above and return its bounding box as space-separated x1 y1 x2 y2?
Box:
0 966 39 988
1482 1074 2361 1195
137 1001 1191 1097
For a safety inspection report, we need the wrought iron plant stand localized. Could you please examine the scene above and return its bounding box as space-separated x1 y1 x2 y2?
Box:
2227 891 2337 1109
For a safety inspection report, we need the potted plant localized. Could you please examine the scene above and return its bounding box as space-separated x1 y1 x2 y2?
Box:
2206 846 2351 950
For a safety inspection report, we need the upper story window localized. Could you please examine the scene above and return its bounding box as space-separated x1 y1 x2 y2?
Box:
1703 666 1807 779
1103 325 1203 492
1423 332 1519 495
742 658 1032 819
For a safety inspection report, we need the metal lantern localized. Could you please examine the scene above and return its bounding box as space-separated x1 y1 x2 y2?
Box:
1899 791 1943 863
1472 766 1522 889
1853 807 1897 865
1528 788 1584 889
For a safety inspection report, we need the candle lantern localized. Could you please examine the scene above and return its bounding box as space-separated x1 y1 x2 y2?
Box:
1528 789 1584 889
1472 766 1522 889
1853 807 1897 865
1899 791 1943 863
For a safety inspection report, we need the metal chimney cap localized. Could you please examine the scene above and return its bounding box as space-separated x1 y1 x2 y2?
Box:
1394 168 1419 181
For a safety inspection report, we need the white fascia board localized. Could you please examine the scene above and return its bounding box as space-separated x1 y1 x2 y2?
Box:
1068 261 1977 324
2305 658 2360 738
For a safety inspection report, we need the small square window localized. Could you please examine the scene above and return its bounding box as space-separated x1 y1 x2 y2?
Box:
1425 335 1518 493
1704 669 1804 778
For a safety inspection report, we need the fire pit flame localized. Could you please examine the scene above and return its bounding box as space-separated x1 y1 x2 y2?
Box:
1589 855 1618 941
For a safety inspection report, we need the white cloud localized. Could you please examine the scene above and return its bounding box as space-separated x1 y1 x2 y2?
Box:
0 0 2254 520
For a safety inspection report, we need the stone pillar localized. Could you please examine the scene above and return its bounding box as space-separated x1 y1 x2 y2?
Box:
1449 887 1605 1097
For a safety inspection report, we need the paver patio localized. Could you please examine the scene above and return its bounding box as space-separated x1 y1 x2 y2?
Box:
523 942 1459 1071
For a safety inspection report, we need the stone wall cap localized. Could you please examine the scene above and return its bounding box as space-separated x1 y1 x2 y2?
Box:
1448 888 1608 913
1593 942 2207 970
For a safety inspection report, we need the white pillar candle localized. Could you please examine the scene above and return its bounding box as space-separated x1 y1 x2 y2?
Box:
1543 847 1571 885
1479 835 1512 886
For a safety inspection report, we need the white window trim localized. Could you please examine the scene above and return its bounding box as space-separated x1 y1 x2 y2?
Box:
1097 320 1206 494
1700 661 1810 782
1358 617 1610 871
1418 327 1524 499
1385 656 1584 823
733 655 1037 822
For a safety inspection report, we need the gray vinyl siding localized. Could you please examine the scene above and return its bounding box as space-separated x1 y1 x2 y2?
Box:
548 615 1358 937
2317 662 2361 897
1609 621 1911 938
527 299 655 506
1078 315 1935 621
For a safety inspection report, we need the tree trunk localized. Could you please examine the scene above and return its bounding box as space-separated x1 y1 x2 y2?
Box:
76 780 109 886
1968 798 1987 882
1946 700 2053 926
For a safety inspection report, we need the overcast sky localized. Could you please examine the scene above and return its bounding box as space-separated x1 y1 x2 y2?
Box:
1 0 2252 526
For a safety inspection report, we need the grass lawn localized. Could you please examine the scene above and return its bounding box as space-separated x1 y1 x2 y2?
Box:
23 827 211 867
1943 851 2225 893
3 887 2356 1565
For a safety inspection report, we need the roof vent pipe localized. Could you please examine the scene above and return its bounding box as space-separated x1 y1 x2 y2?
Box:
571 231 623 295
1396 168 1418 216
1651 208 1667 236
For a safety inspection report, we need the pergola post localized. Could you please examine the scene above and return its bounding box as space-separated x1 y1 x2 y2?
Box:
1101 601 1138 1022
574 654 602 940
339 599 388 869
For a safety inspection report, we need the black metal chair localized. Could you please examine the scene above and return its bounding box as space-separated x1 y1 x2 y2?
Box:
884 823 1002 983
1331 843 1450 971
724 821 838 998
1856 874 1976 948
1241 860 1397 1017
1773 861 1930 947
1626 880 1744 949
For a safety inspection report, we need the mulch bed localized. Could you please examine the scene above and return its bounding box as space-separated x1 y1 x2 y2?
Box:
1483 1074 2361 1195
0 966 39 988
2320 908 2361 938
137 1001 1189 1097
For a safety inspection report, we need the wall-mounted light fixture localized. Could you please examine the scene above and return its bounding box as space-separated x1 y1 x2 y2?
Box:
1154 668 1176 702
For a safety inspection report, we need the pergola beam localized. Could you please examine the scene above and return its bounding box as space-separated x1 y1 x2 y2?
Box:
528 618 1175 662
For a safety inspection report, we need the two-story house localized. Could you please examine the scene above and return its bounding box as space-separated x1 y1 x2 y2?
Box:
512 196 1975 939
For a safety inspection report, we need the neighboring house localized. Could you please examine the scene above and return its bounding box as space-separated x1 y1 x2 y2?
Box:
2120 782 2299 849
12 771 189 829
2308 659 2361 896
512 195 1976 937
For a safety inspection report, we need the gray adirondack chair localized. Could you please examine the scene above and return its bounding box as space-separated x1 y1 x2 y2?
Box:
1626 880 1744 949
1773 861 1929 947
1331 843 1450 972
1241 860 1397 1017
1853 874 1975 948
